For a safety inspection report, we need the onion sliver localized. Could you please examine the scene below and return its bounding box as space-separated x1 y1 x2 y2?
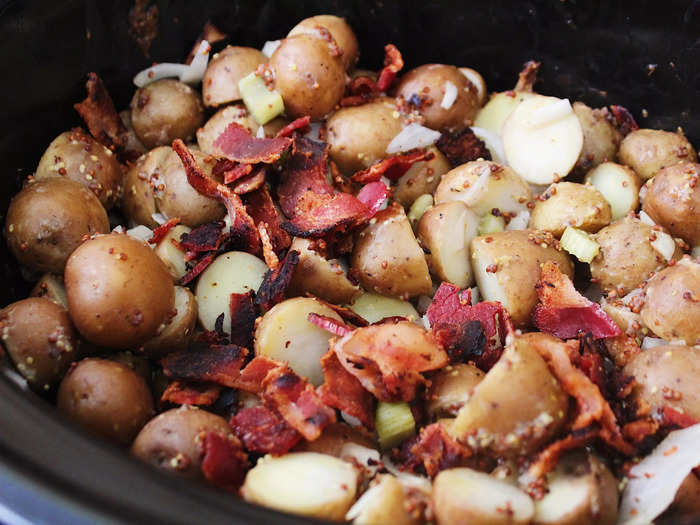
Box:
386 123 441 154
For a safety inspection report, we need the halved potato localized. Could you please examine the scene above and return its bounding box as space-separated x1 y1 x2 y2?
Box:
346 474 418 525
426 363 485 419
347 292 419 324
584 162 641 221
153 224 191 281
473 91 536 136
140 286 197 358
394 146 451 207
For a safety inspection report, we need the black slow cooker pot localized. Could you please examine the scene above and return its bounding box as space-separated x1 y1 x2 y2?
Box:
0 1 698 523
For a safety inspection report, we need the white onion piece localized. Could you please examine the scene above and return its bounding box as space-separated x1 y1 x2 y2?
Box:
256 125 265 139
151 212 168 225
506 210 530 231
345 483 382 521
179 40 210 85
386 123 442 154
463 163 491 203
470 126 506 164
420 314 431 331
261 40 281 57
650 230 676 262
638 210 656 226
621 287 643 306
126 225 154 243
459 67 486 104
529 98 573 127
641 336 668 350
341 412 362 428
618 424 700 525
440 81 458 110
134 63 189 88
112 225 125 234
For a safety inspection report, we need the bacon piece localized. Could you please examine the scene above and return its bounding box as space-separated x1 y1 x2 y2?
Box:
186 21 227 64
308 313 353 337
74 72 127 153
347 75 378 96
376 44 404 92
161 381 222 406
409 423 473 477
610 105 638 136
179 252 215 286
662 406 699 429
148 217 181 245
161 344 248 387
351 150 435 183
340 94 373 107
436 128 492 167
222 162 253 185
255 250 299 310
283 191 370 238
525 426 598 484
231 406 302 455
233 356 281 394
231 166 266 195
276 116 311 138
533 261 621 339
514 60 541 92
623 418 660 444
200 431 248 492
229 291 256 349
333 320 449 402
244 187 291 256
213 122 293 163
305 294 369 327
319 350 374 429
258 223 279 270
356 181 390 219
604 334 642 368
179 221 225 256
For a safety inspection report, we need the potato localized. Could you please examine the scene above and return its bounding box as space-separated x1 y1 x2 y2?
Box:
572 102 622 175
5 177 109 273
0 297 77 390
394 146 451 207
417 201 479 288
57 358 153 445
269 34 345 120
140 286 197 358
288 15 359 71
254 297 342 386
131 405 233 478
347 292 419 324
295 422 375 457
450 334 569 456
201 46 267 107
640 257 700 345
130 79 204 149
352 204 432 299
529 182 612 237
617 128 697 180
195 251 268 332
623 344 700 420
394 64 480 132
119 109 148 158
533 452 618 525
470 230 574 327
426 363 485 419
30 273 68 308
64 233 175 349
434 160 532 218
600 298 643 338
433 468 534 525
121 146 171 228
459 67 487 106
584 162 641 221
326 97 404 175
241 452 358 521
642 162 700 245
35 128 123 209
473 91 536 136
346 474 418 525
153 224 191 281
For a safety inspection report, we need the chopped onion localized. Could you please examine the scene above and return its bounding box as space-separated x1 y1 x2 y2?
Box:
151 212 168 225
421 314 431 331
639 210 656 226
133 40 210 87
641 336 667 350
506 210 530 231
650 230 676 262
345 482 382 521
180 40 210 84
261 40 281 57
386 123 441 154
463 163 491 202
126 225 154 243
111 225 125 234
440 81 458 110
470 126 506 164
618 424 700 525
459 67 486 103
341 412 362 428
256 125 265 139
529 98 573 128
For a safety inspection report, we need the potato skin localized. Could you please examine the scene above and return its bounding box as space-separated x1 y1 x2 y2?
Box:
0 297 77 390
269 34 345 120
642 162 700 245
139 286 197 359
131 406 232 477
202 46 267 107
617 128 697 180
5 178 109 273
426 363 484 419
57 358 153 445
572 102 621 175
640 257 700 345
121 146 171 228
29 273 68 308
394 146 451 206
130 79 204 149
65 234 175 349
288 15 359 71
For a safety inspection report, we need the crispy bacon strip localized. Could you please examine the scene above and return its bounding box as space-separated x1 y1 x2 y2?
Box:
179 221 225 256
436 128 491 167
148 217 181 244
525 426 598 484
610 105 639 136
255 250 299 310
319 350 374 429
244 186 291 256
409 423 473 477
356 181 390 219
233 356 281 394
231 166 266 195
229 291 256 349
161 381 222 406
350 150 434 183
200 432 248 492
305 294 369 327
161 345 248 387
533 261 621 339
376 44 404 92
74 72 127 152
231 406 302 455
276 116 311 138
258 223 279 270
283 191 370 238
222 162 253 185
514 60 541 92
622 418 660 444
213 122 293 163
179 252 215 286
308 313 353 337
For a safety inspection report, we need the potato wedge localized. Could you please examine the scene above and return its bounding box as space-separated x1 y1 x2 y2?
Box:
153 225 191 281
394 146 451 207
584 162 641 221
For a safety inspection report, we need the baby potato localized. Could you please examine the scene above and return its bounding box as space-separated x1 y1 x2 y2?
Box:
352 204 432 299
288 15 359 71
470 230 573 326
346 474 418 525
617 128 697 180
450 334 569 456
326 97 404 175
30 273 68 309
202 46 267 107
241 452 358 521
0 297 77 391
347 292 419 324
529 182 612 237
254 297 343 386
584 162 641 221
394 64 480 132
433 468 534 525
572 102 622 175
35 128 123 209
623 344 700 420
640 257 699 345
195 251 268 332
473 91 536 136
269 34 346 120
57 358 153 445
417 201 479 288
64 233 175 349
130 79 204 149
121 146 171 228
642 162 700 245
119 109 148 158
287 238 361 305
393 146 451 207
5 177 109 273
434 160 532 218
131 405 233 478
426 363 485 419
140 286 197 359
153 224 191 281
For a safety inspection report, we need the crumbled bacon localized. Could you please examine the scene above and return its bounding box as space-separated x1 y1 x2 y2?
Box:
305 295 369 327
283 191 370 238
74 72 128 153
623 418 660 444
255 250 299 311
307 313 353 337
376 44 404 92
229 291 256 349
276 116 311 138
604 334 642 368
231 406 302 455
179 252 216 286
200 432 248 492
409 423 473 477
244 187 291 256
319 350 374 429
231 166 266 195
213 122 293 163
148 217 181 244
161 381 222 406
662 406 699 429
179 221 225 256
514 60 541 92
350 150 435 183
219 162 253 185
609 105 639 136
233 356 281 394
356 181 390 219
436 128 492 167
161 344 248 387
258 223 279 269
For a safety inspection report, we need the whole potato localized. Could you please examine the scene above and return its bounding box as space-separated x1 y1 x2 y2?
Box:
572 102 622 175
394 64 480 132
65 233 175 349
394 146 451 207
642 162 700 246
5 178 109 273
131 405 233 478
326 97 404 175
202 46 267 107
130 79 204 149
35 128 123 209
426 363 485 419
288 15 359 71
121 146 171 228
268 34 345 120
57 358 153 444
529 182 612 237
617 128 697 180
0 297 77 390
640 257 699 345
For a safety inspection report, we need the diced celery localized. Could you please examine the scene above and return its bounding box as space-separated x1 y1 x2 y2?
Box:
408 194 434 225
560 226 600 263
376 401 415 450
478 213 506 235
238 72 284 125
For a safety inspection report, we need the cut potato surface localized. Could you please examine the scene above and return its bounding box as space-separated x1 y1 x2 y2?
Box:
346 474 417 525
473 91 535 136
154 224 191 281
347 292 419 324
584 162 641 221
